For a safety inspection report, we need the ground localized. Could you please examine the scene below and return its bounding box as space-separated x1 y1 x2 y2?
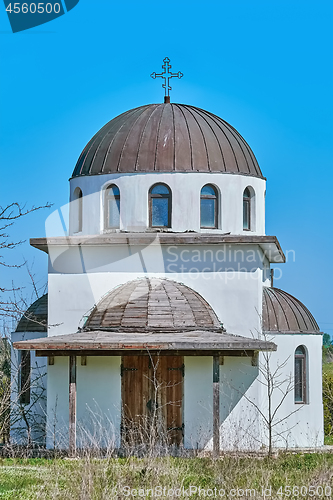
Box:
0 454 333 499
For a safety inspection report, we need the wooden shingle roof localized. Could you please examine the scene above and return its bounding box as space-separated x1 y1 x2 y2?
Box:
84 278 222 333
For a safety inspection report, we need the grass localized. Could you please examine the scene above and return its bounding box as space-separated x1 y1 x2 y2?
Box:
0 454 333 499
323 362 333 376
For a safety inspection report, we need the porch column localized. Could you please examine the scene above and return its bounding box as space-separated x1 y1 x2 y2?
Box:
69 355 77 456
212 354 220 458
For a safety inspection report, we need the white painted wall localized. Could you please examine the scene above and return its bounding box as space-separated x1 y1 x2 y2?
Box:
30 167 322 451
257 334 324 449
219 356 261 451
68 172 266 236
11 331 47 445
184 356 260 451
182 343 323 452
43 334 323 451
47 269 262 339
184 356 213 449
46 356 121 449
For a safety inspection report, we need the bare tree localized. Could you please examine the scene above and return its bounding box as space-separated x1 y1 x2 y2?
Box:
0 335 11 443
0 201 51 446
236 333 304 457
0 201 51 319
10 351 47 446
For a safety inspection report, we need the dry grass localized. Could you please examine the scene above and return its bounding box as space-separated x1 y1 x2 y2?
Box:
0 452 333 499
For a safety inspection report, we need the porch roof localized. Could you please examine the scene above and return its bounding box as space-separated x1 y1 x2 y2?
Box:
13 329 277 354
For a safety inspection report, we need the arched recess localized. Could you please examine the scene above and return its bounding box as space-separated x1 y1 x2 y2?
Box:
149 183 172 228
243 186 256 231
295 345 308 404
105 184 120 229
200 184 219 229
73 187 83 233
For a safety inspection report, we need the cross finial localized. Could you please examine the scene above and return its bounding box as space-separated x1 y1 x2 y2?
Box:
151 57 183 103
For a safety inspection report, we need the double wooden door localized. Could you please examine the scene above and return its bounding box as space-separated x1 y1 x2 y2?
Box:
121 355 184 446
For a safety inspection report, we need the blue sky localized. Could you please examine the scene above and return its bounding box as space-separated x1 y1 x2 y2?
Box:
0 0 332 335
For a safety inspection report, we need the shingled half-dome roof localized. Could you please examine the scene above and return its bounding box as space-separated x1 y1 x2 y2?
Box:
72 104 263 178
15 294 48 333
84 278 222 332
262 287 320 334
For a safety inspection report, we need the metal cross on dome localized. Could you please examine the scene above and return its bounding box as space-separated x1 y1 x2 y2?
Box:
151 57 183 103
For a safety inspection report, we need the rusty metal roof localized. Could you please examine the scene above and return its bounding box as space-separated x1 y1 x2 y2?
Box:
72 104 263 178
84 278 223 333
15 294 48 333
262 287 320 334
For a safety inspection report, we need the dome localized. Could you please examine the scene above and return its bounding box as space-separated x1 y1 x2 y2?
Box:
72 104 263 178
15 294 48 333
84 278 222 332
262 287 319 334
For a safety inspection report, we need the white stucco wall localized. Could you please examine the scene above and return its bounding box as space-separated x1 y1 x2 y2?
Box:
183 339 323 452
257 334 324 449
219 356 260 451
43 334 323 451
11 331 47 445
68 172 266 236
46 356 121 449
47 269 262 339
184 356 261 451
184 356 213 449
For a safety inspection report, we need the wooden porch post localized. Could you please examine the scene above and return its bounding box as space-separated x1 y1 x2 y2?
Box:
69 355 77 456
213 354 220 458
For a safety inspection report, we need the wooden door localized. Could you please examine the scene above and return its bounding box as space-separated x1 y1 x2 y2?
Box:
121 355 183 446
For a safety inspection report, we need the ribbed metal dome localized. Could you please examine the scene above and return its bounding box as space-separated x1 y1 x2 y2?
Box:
72 104 263 178
84 278 222 332
262 287 319 334
15 294 48 333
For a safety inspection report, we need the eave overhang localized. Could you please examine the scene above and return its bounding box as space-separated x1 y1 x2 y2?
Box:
13 330 277 354
30 233 285 264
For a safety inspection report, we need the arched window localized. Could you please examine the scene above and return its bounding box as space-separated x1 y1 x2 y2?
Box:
243 187 251 230
295 345 307 404
149 183 171 228
73 187 83 233
105 184 120 229
200 184 218 228
19 350 31 405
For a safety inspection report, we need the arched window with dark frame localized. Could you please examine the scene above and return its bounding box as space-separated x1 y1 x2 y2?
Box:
105 184 120 229
200 184 218 229
295 345 307 404
149 183 171 228
73 187 83 233
243 187 251 230
19 350 31 405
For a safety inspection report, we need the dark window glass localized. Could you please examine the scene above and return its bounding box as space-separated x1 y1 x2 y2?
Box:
20 350 31 405
201 185 216 196
243 187 251 230
200 184 218 228
149 184 171 228
105 185 120 229
151 184 169 195
73 187 83 233
295 346 306 404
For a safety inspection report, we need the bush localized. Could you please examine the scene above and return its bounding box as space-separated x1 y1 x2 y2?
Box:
323 370 333 436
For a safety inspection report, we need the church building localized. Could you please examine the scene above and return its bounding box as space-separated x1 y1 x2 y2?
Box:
12 60 323 454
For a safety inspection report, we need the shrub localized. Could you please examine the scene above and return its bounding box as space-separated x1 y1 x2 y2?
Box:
323 370 333 436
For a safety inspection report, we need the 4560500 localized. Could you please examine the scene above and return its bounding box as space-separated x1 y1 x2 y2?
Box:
5 3 61 14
